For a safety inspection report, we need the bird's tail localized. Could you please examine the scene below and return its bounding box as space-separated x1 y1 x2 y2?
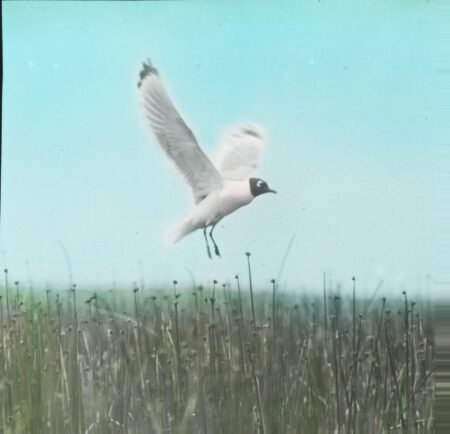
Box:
165 218 195 245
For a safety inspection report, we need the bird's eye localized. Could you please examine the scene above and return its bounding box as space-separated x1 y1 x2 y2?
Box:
256 180 263 188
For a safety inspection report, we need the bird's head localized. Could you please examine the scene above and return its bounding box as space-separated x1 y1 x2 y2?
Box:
249 178 277 197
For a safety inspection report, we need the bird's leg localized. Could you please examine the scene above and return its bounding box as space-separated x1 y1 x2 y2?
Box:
209 225 221 257
203 227 212 259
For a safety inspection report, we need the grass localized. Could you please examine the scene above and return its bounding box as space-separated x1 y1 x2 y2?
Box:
0 270 435 433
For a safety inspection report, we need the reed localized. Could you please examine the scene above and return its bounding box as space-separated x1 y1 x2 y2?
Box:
0 275 435 433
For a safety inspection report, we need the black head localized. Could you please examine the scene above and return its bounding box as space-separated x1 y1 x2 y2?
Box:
249 178 277 197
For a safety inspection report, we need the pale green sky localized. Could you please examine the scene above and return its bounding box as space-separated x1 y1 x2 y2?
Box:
1 1 444 295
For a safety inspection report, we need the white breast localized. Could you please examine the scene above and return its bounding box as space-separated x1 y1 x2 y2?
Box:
190 179 253 227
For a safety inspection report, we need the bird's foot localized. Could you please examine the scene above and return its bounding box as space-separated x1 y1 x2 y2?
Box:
214 245 221 257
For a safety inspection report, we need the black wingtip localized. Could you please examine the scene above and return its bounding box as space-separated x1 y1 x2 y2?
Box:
242 127 262 139
137 59 158 88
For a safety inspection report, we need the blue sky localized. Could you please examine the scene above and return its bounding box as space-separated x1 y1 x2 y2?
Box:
1 1 443 296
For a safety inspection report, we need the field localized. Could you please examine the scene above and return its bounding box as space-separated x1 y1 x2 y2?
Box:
0 269 435 433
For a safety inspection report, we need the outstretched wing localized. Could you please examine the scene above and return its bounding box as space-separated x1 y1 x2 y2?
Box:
138 60 223 203
215 124 266 180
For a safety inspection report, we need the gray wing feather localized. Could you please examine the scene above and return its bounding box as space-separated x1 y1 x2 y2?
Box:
138 61 223 203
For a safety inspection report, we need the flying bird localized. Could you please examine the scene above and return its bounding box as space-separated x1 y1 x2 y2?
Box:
138 60 276 258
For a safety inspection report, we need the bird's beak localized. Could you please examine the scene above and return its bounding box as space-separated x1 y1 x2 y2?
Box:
268 188 277 194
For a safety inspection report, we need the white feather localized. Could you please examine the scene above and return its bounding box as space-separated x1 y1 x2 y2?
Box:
138 61 223 204
215 123 266 180
165 218 194 244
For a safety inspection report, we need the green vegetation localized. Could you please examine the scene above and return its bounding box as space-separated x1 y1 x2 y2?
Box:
0 270 434 433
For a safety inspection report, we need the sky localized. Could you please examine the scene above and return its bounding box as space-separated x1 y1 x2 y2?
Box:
1 1 447 296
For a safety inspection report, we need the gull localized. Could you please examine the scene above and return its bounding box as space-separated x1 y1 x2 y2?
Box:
138 60 276 258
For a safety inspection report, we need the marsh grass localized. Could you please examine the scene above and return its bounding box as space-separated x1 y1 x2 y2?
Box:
0 276 434 433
